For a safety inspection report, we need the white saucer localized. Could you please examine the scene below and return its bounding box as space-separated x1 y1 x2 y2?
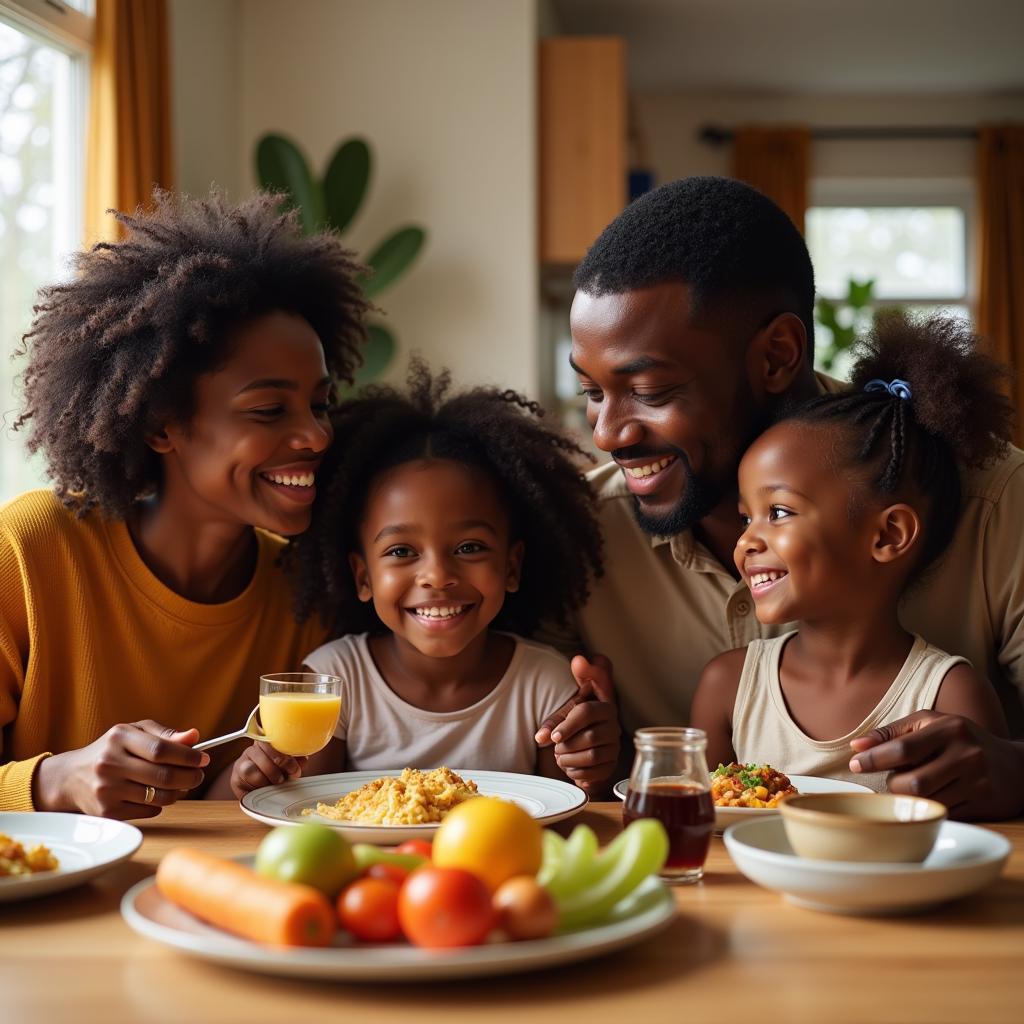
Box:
723 816 1010 915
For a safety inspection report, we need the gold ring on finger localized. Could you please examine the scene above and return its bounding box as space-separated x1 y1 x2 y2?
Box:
143 785 157 804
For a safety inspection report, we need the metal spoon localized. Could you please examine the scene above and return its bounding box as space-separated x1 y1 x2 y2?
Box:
194 705 267 751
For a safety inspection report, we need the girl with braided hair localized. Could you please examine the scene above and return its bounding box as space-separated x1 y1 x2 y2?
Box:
691 314 1011 795
1 190 368 817
228 359 613 796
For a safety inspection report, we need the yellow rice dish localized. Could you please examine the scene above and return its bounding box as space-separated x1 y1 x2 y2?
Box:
0 833 59 877
308 767 479 825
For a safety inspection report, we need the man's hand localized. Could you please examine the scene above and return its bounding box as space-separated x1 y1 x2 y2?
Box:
32 720 210 819
849 710 1024 821
536 655 620 791
229 741 307 800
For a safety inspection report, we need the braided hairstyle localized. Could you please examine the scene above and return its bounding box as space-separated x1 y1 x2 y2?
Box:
283 359 604 637
16 189 369 517
791 312 1015 577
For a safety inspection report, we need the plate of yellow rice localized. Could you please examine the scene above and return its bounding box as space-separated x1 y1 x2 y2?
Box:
240 768 587 843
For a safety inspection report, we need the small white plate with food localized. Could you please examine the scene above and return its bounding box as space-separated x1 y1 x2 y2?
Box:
121 859 675 982
241 768 588 843
613 765 872 830
0 812 142 903
723 816 1010 914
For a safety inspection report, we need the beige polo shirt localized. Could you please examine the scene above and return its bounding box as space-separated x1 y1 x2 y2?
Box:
549 441 1024 742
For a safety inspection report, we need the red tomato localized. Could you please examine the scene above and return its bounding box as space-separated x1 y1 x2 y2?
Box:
395 839 433 860
397 866 495 948
337 877 402 942
366 862 411 886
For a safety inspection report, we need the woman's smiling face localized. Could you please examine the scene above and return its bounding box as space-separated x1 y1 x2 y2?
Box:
734 420 881 624
349 459 524 660
154 310 333 537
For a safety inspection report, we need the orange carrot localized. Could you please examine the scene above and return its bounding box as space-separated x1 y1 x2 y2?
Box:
156 848 335 948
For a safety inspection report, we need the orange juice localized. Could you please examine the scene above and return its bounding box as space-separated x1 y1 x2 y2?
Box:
258 692 342 756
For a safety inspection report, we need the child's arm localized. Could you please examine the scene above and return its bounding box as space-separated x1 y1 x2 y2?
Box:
690 648 747 769
215 736 347 800
933 664 1009 738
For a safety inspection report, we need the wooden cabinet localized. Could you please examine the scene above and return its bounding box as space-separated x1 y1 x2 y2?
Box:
539 37 626 265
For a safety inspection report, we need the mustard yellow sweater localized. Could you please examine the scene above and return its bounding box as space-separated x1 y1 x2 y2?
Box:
0 490 327 810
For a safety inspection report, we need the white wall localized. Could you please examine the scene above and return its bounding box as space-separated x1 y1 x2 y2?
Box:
171 0 540 396
635 92 1024 184
168 0 241 198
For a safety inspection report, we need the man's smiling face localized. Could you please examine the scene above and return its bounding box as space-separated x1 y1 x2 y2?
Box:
570 281 768 536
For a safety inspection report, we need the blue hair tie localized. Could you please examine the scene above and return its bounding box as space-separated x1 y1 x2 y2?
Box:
864 378 912 401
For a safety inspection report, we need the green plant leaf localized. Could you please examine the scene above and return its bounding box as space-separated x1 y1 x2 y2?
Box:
323 138 371 234
815 297 840 332
354 322 395 385
847 278 875 309
357 226 426 298
255 134 324 233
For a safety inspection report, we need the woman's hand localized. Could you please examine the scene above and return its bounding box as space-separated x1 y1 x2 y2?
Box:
32 720 210 819
229 741 307 799
536 655 620 792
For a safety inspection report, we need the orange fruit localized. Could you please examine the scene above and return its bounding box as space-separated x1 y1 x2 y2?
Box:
432 797 542 891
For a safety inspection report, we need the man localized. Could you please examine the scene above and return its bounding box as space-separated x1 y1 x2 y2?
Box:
544 176 1024 819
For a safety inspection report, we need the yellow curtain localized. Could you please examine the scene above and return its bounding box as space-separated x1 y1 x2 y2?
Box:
85 0 173 243
731 126 811 234
977 124 1024 446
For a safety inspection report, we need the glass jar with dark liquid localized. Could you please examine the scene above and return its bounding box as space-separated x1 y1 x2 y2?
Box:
623 727 714 883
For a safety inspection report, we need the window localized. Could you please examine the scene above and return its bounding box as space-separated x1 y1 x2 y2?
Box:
0 1 92 502
806 178 973 374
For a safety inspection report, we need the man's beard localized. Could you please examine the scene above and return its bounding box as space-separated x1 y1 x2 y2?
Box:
627 394 775 539
630 451 723 537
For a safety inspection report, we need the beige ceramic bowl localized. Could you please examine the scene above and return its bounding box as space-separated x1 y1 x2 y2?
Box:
778 793 946 863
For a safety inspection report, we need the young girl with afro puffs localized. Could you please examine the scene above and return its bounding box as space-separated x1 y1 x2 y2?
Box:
1 190 367 817
691 314 1011 803
228 360 616 795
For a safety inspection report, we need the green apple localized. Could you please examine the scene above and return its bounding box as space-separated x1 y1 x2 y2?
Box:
255 823 357 896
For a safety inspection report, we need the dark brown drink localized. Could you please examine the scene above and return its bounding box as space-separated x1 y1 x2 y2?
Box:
623 782 714 877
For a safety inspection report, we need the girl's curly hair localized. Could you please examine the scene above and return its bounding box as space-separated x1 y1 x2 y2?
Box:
15 189 369 516
283 359 604 637
791 312 1015 576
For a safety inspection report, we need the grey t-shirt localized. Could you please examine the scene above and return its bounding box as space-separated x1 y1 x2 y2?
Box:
304 632 578 774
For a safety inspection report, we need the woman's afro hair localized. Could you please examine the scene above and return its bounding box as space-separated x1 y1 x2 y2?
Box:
15 189 369 516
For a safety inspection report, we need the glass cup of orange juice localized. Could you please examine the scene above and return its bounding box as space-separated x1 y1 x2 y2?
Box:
257 673 342 756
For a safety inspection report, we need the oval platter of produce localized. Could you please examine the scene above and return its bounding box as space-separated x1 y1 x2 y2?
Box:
120 800 677 981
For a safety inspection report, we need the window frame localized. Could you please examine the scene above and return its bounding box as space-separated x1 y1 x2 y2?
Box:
0 1 93 54
808 176 975 315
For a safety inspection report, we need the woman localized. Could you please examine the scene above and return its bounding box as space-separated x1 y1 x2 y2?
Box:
0 190 367 818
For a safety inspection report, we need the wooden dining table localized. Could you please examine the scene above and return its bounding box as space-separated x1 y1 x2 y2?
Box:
1 801 1021 1024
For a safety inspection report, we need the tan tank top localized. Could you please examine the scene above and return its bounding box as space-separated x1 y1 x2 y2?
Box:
730 631 968 792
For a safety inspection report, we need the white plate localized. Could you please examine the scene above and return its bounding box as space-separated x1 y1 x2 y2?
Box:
612 775 873 830
723 816 1010 915
121 863 676 981
0 812 142 903
241 770 588 844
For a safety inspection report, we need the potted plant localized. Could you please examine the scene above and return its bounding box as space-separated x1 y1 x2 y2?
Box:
256 134 426 387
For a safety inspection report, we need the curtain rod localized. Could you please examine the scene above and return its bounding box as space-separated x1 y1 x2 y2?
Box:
699 125 979 145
